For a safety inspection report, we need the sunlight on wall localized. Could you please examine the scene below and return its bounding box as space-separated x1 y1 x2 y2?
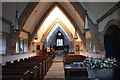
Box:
35 6 76 42
76 33 82 41
43 7 75 33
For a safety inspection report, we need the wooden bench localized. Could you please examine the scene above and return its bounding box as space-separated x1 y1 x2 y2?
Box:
63 55 87 80
63 55 86 65
2 55 54 80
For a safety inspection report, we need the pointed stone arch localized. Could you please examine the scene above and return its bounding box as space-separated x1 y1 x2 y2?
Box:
103 19 120 61
45 27 74 50
99 19 120 51
28 2 85 49
47 27 71 45
40 18 73 42
103 19 120 35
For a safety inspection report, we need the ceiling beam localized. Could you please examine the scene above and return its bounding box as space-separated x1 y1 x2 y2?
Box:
0 16 12 25
97 2 120 23
18 2 39 33
28 2 57 46
70 2 85 21
28 2 85 48
22 29 30 34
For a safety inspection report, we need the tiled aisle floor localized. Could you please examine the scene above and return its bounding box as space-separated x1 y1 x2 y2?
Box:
44 55 65 80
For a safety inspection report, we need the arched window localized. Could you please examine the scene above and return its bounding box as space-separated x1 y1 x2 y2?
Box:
57 39 63 46
56 31 64 47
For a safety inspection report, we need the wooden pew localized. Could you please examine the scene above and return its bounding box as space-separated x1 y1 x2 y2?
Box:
4 59 45 79
2 65 39 79
63 55 86 65
2 55 54 80
63 55 87 80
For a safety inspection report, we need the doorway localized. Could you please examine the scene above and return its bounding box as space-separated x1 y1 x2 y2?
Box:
104 25 120 62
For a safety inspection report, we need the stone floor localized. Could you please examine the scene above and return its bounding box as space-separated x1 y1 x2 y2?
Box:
44 54 65 80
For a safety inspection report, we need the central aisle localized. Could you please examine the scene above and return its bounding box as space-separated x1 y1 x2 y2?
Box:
44 54 65 80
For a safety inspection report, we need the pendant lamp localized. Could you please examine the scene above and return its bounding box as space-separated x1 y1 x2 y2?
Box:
74 9 78 39
14 2 19 32
84 10 90 31
74 28 78 39
42 34 44 42
34 32 38 40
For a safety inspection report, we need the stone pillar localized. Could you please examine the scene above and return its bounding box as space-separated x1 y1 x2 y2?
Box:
73 40 81 55
85 31 91 52
6 26 17 54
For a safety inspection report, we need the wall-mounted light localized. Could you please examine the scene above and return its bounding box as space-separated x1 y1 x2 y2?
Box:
42 34 44 42
34 32 38 40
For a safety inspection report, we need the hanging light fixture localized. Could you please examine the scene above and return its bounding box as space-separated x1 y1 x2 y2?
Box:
41 26 44 42
74 28 78 39
42 34 44 42
74 9 78 39
83 10 90 31
70 20 73 43
34 11 38 40
14 1 19 32
34 32 38 40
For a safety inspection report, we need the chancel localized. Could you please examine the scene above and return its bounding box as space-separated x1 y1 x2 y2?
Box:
0 1 120 80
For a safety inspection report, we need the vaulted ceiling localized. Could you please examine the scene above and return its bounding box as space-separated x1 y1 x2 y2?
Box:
2 2 117 30
2 2 117 48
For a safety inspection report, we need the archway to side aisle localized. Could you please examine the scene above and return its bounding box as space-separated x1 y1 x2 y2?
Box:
104 24 120 62
44 22 74 52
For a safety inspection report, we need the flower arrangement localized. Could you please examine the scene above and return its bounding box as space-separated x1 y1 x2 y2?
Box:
50 48 56 54
80 48 84 51
83 57 118 69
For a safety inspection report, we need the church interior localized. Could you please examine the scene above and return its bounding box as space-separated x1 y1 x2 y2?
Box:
0 1 120 80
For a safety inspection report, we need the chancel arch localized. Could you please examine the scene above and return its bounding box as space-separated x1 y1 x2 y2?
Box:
46 23 72 44
39 19 74 42
31 5 84 52
45 26 74 51
28 2 85 50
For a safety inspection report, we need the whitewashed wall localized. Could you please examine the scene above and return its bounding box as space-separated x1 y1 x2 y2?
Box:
24 39 28 52
0 33 6 54
98 9 120 32
80 52 105 59
2 22 10 33
19 31 28 39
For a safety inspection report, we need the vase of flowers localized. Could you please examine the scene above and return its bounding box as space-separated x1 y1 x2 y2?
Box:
83 57 118 78
50 48 56 55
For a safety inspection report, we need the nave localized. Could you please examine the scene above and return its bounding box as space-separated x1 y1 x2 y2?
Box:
45 55 65 79
2 54 55 80
1 1 120 80
1 53 90 80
